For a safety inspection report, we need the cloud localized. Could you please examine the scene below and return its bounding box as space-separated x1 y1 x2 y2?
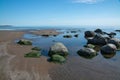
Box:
72 0 105 4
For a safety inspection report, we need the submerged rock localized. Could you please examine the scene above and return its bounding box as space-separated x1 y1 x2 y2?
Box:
49 42 69 57
84 31 95 38
17 39 32 45
100 44 117 54
77 47 97 59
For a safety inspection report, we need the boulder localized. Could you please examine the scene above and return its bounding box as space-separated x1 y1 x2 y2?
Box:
101 52 116 59
17 39 32 45
108 38 120 48
107 32 116 38
77 47 97 59
84 31 95 38
94 28 103 34
50 54 66 63
87 34 108 45
100 44 117 54
63 35 72 38
49 42 69 57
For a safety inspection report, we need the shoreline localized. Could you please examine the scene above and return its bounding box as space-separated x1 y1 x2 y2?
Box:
0 30 60 80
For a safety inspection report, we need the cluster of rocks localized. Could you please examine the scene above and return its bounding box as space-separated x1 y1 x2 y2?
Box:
78 28 120 59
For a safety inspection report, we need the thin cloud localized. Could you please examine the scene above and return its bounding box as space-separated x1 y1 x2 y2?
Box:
72 0 105 4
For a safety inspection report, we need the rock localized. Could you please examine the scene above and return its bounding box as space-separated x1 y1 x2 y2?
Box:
71 31 77 33
49 42 69 57
100 44 117 54
107 32 116 38
108 38 120 48
63 35 72 38
84 44 95 49
17 39 32 45
87 34 107 45
101 52 116 59
24 51 41 57
50 54 66 63
32 47 41 51
77 47 97 59
94 28 103 34
74 34 79 38
115 30 120 32
84 31 95 38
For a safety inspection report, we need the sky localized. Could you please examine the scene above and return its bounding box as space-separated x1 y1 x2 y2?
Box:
0 0 120 26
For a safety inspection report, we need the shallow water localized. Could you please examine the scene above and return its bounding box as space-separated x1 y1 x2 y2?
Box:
22 27 120 80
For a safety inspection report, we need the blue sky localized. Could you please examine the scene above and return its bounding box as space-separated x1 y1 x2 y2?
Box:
0 0 120 26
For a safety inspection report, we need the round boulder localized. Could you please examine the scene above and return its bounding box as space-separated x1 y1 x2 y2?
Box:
84 31 95 39
94 28 103 34
100 44 117 54
108 38 120 48
87 34 107 45
48 42 69 57
77 47 97 59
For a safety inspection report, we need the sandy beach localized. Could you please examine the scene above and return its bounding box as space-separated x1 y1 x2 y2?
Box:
0 30 120 80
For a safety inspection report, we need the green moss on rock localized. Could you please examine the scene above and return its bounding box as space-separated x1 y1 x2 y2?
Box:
32 47 41 51
17 39 32 45
24 51 41 58
50 54 66 63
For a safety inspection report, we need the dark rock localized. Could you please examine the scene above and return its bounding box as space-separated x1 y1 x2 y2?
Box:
108 38 120 48
77 47 97 59
49 42 69 57
87 34 107 45
107 32 116 38
101 52 116 59
84 31 95 38
17 39 32 45
100 44 117 54
74 34 79 38
63 35 72 38
115 30 120 32
94 28 103 34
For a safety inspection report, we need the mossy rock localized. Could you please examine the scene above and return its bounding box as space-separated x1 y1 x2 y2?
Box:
17 39 32 45
63 35 72 38
50 54 66 63
49 51 68 57
32 47 41 51
24 51 41 58
84 44 95 49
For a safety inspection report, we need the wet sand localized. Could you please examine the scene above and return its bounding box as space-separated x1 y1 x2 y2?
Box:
0 30 120 80
0 30 59 80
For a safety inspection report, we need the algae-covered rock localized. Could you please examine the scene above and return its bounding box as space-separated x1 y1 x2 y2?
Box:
32 47 41 51
17 39 32 45
24 51 41 58
49 42 69 57
50 54 66 63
